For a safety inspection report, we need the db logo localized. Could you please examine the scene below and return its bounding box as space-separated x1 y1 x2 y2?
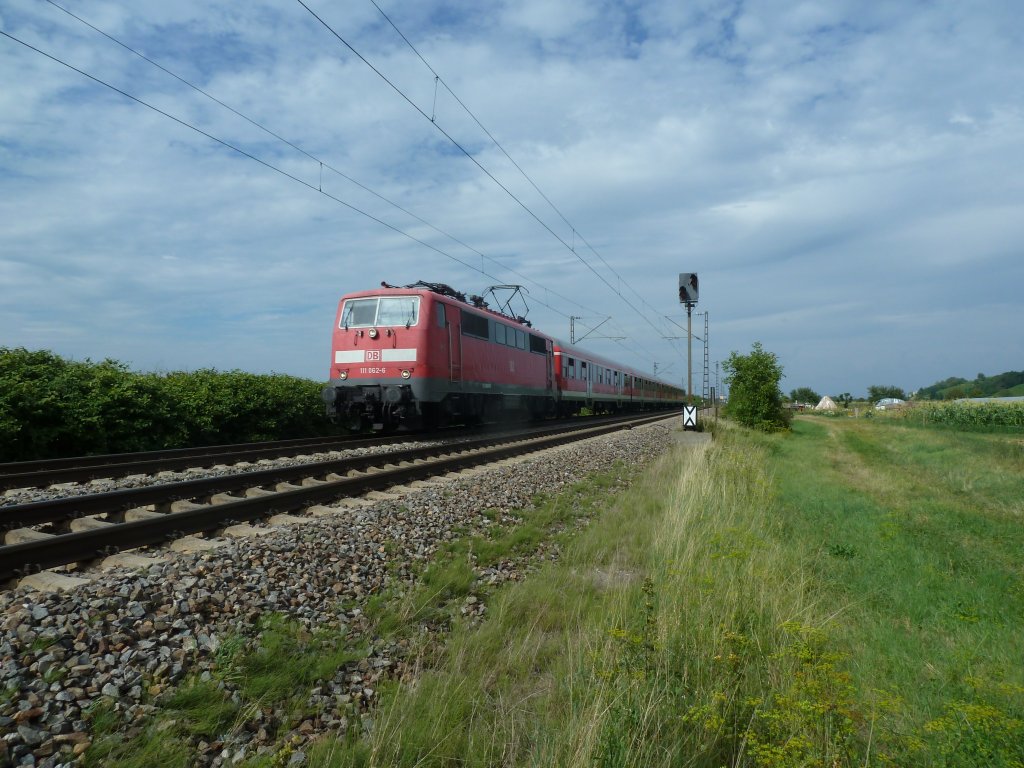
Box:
366 350 381 361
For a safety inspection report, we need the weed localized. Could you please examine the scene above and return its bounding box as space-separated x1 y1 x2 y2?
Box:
828 543 857 559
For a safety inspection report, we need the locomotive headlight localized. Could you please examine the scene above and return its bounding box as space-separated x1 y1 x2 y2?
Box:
368 328 379 339
401 369 411 379
339 371 348 380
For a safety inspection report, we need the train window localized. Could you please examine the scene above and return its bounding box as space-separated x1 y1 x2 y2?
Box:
460 309 489 339
340 298 377 328
376 297 419 327
342 296 420 328
516 329 527 350
436 303 446 328
529 334 546 354
495 323 507 345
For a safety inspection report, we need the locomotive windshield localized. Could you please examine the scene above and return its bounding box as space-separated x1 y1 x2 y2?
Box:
341 296 420 328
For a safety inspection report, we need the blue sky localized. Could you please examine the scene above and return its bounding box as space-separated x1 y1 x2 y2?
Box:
2 0 1022 398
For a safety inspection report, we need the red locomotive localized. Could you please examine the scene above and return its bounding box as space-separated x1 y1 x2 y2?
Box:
322 281 685 430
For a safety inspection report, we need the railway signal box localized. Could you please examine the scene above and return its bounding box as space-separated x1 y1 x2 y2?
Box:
678 273 699 305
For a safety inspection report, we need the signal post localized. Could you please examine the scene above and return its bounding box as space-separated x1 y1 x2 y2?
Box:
678 273 699 430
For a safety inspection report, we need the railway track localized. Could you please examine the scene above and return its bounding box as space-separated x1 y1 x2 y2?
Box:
1 412 677 586
0 432 439 492
0 414 652 492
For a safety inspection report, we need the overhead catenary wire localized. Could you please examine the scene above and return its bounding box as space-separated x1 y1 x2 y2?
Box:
4 13 676 376
0 30 490 285
364 0 686 350
36 0 607 325
296 0 682 361
1 24 681 374
38 5 671 373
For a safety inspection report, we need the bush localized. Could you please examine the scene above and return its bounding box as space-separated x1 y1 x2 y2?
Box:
722 342 791 432
0 348 334 461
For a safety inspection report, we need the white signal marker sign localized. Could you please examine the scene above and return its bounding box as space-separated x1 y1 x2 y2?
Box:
682 406 698 429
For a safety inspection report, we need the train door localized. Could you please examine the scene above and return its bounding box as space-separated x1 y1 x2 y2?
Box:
441 303 462 384
545 340 554 392
586 362 593 401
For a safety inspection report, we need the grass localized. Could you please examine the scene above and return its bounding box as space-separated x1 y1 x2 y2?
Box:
773 418 1024 764
82 420 1024 767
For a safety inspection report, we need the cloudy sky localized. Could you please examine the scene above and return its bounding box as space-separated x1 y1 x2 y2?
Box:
2 0 1022 398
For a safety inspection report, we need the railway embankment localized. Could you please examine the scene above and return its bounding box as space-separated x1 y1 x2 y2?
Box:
0 421 677 767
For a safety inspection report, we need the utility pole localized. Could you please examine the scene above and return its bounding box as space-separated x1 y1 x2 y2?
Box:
678 274 699 405
687 305 693 404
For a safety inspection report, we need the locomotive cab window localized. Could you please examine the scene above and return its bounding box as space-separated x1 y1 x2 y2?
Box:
377 297 419 327
436 303 447 328
341 296 420 328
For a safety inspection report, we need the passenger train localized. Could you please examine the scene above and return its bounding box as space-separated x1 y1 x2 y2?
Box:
322 282 685 430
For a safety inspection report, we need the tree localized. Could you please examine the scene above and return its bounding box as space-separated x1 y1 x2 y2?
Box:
789 387 821 404
867 385 907 402
722 342 790 432
834 392 853 408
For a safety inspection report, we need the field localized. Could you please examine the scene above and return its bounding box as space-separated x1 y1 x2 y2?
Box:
85 417 1024 767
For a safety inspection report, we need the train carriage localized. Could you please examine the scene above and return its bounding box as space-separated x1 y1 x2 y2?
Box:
552 340 686 415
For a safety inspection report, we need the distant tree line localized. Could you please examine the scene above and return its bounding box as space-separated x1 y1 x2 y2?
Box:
915 371 1024 400
0 348 336 462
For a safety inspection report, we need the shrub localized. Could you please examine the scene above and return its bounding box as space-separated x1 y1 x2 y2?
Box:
0 348 334 461
722 342 791 432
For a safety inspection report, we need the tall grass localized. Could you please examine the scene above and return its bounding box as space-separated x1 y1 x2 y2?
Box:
567 430 859 768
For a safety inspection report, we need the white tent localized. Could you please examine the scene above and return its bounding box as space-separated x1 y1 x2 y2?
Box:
815 396 837 410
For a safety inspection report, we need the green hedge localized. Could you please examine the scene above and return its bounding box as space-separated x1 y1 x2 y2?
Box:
0 348 336 462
